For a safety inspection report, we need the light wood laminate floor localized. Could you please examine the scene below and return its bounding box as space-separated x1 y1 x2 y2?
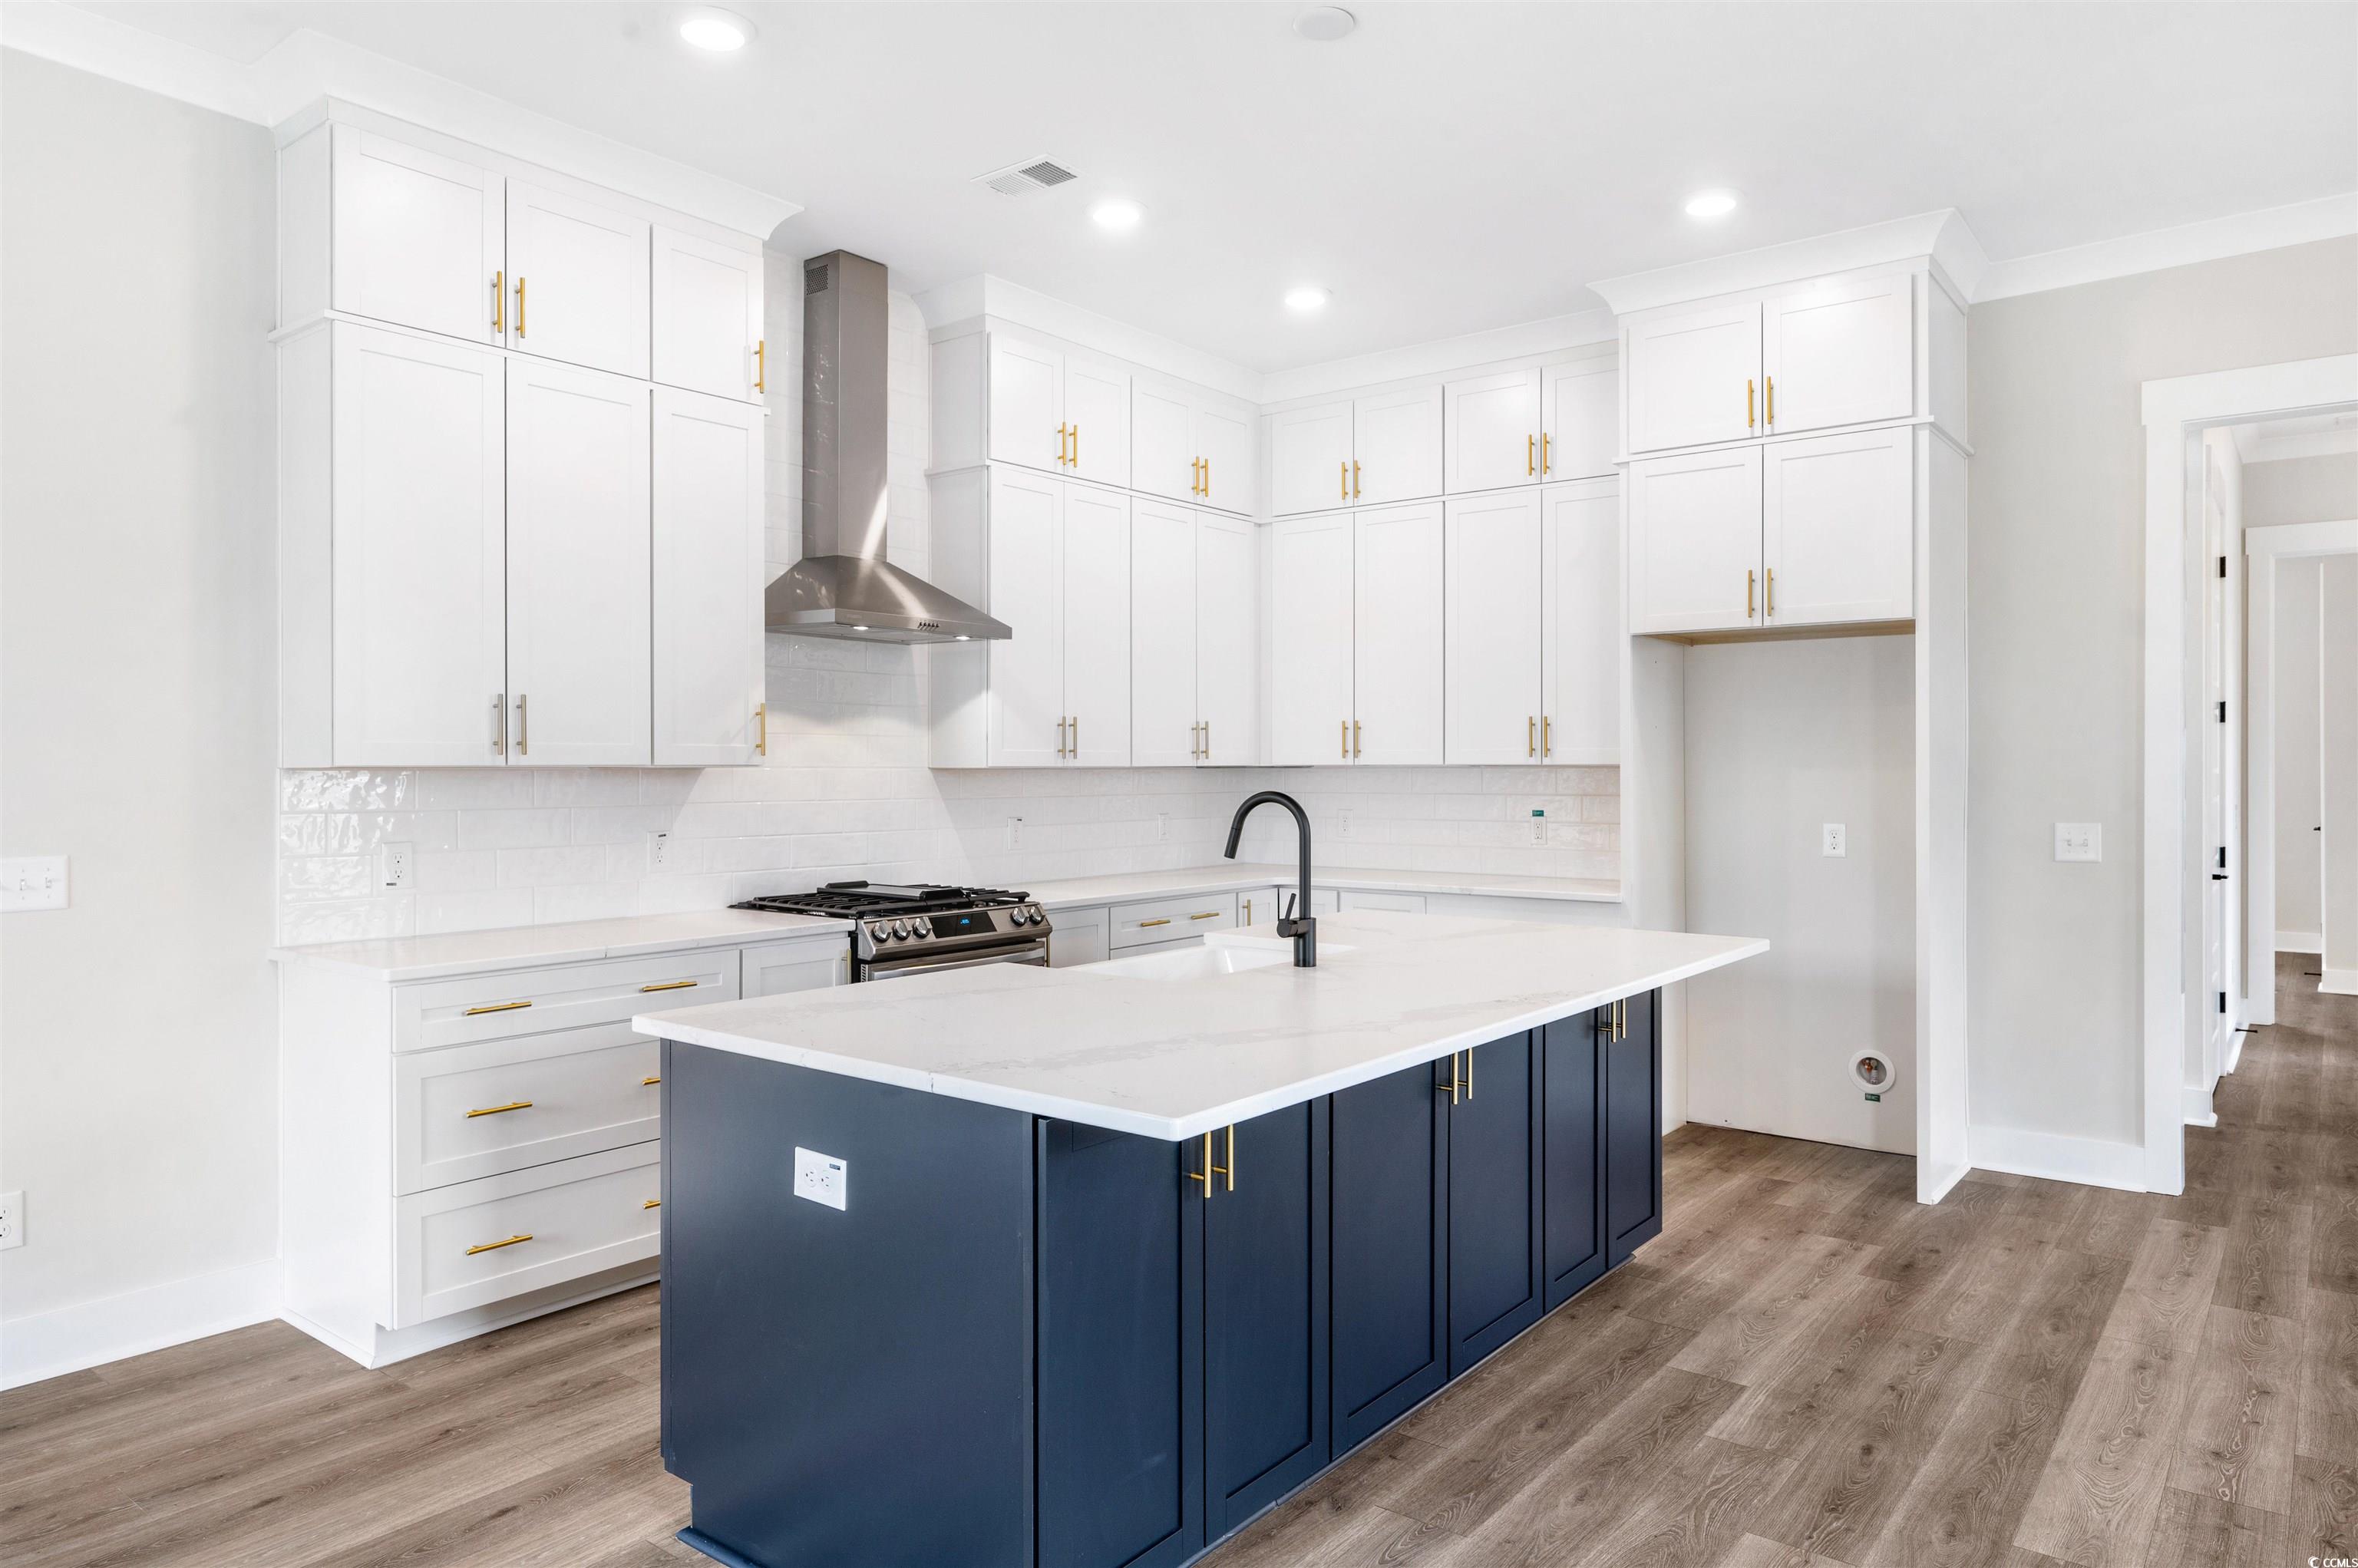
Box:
7 956 2352 1568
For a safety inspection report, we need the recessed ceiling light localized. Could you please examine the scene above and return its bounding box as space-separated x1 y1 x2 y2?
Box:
1294 6 1356 41
679 9 753 51
1283 285 1330 312
1684 190 1738 219
1091 199 1144 232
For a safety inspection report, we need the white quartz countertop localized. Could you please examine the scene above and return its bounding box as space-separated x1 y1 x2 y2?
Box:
1021 863 1623 909
269 909 851 982
637 912 1765 1140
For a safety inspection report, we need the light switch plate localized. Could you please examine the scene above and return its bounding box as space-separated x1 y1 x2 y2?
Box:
1821 824 1847 857
2 857 68 911
794 1147 847 1211
2056 823 2102 862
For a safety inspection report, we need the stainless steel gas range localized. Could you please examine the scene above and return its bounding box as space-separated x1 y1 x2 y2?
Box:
732 882 1052 982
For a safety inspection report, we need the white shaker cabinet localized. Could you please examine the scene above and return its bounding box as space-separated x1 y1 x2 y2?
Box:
1269 510 1356 764
1625 300 1762 454
982 467 1068 767
1761 427 1914 627
1062 484 1133 766
1628 445 1763 636
1131 500 1199 767
1133 379 1253 514
1270 401 1356 516
321 128 504 345
504 180 650 378
1352 385 1444 506
1194 510 1260 764
989 334 1068 472
1194 399 1253 516
505 360 652 765
652 226 765 403
653 388 765 766
1445 369 1542 495
1542 478 1622 764
1761 272 1914 438
1541 356 1619 480
1445 490 1544 764
1062 355 1131 490
1352 501 1445 764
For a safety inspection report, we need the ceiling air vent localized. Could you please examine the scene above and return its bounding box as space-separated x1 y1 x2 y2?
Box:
976 157 1078 196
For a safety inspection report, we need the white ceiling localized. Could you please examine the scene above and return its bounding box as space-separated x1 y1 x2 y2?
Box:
73 0 2358 374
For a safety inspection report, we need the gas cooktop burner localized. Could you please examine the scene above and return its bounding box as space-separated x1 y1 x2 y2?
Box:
733 881 1031 919
733 882 1051 977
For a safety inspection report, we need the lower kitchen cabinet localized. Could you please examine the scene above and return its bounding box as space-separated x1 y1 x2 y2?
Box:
1541 1012 1607 1307
1329 1065 1448 1453
1445 1031 1544 1375
1604 989 1664 1263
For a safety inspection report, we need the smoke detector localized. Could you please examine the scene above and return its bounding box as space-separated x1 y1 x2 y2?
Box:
975 157 1079 197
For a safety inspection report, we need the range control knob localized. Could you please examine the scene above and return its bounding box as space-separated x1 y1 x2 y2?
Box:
867 922 889 942
891 920 910 939
1009 907 1029 926
910 916 932 937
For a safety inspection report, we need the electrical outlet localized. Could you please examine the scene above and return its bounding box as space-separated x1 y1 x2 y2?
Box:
1155 812 1169 843
2055 822 2102 863
0 1190 23 1250
1821 824 1847 858
1 857 68 912
1337 811 1352 840
1006 816 1024 850
1531 807 1547 846
378 842 413 889
794 1147 847 1211
647 830 673 872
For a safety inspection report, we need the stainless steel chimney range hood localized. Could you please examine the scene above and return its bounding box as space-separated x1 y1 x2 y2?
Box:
764 250 1010 645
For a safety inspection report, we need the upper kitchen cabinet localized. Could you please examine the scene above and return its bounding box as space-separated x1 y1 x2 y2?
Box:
1541 479 1622 764
1760 425 1914 627
1628 444 1764 637
1268 510 1356 766
1270 401 1356 515
1445 370 1540 494
1270 386 1444 515
1443 480 1622 766
1194 511 1260 766
652 388 766 766
294 126 504 344
1131 378 1254 515
504 180 651 378
1131 503 1261 767
652 226 766 403
1540 355 1618 481
1062 354 1132 489
1761 272 1914 437
1624 299 1762 454
1352 503 1445 766
970 332 1131 486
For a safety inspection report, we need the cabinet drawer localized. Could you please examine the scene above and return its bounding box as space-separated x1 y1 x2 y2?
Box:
1110 892 1239 949
1047 905 1111 969
395 1024 659 1194
395 949 739 1052
395 1143 660 1328
1339 889 1427 915
743 936 850 996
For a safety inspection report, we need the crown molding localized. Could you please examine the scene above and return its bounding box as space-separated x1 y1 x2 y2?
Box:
0 2 801 240
1259 308 1617 408
1587 210 1980 315
913 274 1263 403
1977 193 2358 303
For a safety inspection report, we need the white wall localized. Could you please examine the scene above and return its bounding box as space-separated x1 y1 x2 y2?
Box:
1966 236 2358 1158
2275 556 2326 949
2243 451 2358 527
2323 553 2358 991
0 51 279 1370
1682 635 1917 1154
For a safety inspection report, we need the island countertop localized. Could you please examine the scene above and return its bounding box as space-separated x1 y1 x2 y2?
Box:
636 911 1766 1140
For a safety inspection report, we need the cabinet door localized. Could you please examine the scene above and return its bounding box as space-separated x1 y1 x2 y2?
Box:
986 468 1065 766
1131 380 1197 503
1541 356 1618 480
1195 511 1260 765
506 359 652 765
989 334 1065 471
1447 1032 1543 1375
330 325 507 766
743 938 848 995
1062 484 1132 765
506 180 651 378
1352 503 1445 764
1625 300 1761 453
1329 1066 1448 1454
1542 479 1621 765
1541 1015 1606 1309
1038 1122 1204 1568
330 128 503 344
1064 355 1131 489
1270 401 1354 516
1762 426 1914 627
1131 500 1198 767
1194 398 1254 515
1628 445 1762 635
1604 991 1663 1265
1201 1100 1329 1539
652 226 763 401
1762 272 1914 437
1445 492 1544 765
1269 512 1354 765
653 388 764 766
1352 384 1443 504
1445 369 1541 494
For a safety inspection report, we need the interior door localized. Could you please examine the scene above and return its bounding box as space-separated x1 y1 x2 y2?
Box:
1541 356 1619 480
1761 426 1913 627
329 127 503 344
1270 401 1355 516
1625 299 1761 453
1269 512 1356 765
1195 511 1260 765
986 468 1065 767
653 387 764 766
1445 369 1542 494
1131 380 1197 503
652 226 763 402
1131 500 1198 767
505 180 651 378
1063 355 1131 490
1543 479 1623 765
505 358 652 765
2203 453 2228 1068
330 323 507 766
1194 399 1253 515
1762 271 1914 437
1628 446 1762 635
989 334 1065 472
1062 484 1132 765
1352 385 1444 505
1444 491 1544 764
1352 502 1445 764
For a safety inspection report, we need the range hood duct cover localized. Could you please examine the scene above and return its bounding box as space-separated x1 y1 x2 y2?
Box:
765 250 1009 645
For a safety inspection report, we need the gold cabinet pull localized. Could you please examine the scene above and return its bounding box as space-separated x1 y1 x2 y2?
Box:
1243 898 1253 923
1072 425 1079 466
639 979 698 993
1352 460 1362 499
465 1233 532 1256
1765 375 1774 425
755 701 767 756
1217 1124 1235 1192
1352 719 1362 758
492 269 504 335
644 1198 662 1209
1543 715 1551 757
1766 567 1775 618
1190 1131 1214 1193
1542 431 1551 475
1203 718 1210 758
464 1099 533 1117
1341 718 1348 759
1465 1047 1473 1100
463 999 532 1016
1138 917 1172 929
1527 434 1535 477
642 1074 662 1085
1190 910 1221 920
1203 457 1210 496
1437 1056 1461 1104
1339 460 1347 500
1747 568 1756 619
515 276 527 338
516 692 528 755
1069 715 1078 755
755 338 766 394
492 692 506 756
1746 378 1754 428
1529 716 1536 758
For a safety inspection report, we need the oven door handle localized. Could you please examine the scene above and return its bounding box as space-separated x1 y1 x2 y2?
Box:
864 942 1051 979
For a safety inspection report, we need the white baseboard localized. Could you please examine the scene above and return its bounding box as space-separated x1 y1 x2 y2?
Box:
2224 1028 2247 1074
1 1258 283 1389
1967 1124 2148 1192
2277 933 2323 955
1917 1157 1971 1205
2323 969 2358 996
282 1264 658 1369
2183 1088 2218 1128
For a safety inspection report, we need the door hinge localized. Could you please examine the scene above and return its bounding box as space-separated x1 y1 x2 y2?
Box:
2218 991 2228 1015
2218 846 2228 870
2218 555 2228 579
2218 700 2227 722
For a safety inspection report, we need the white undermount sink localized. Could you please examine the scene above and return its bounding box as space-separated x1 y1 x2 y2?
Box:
1075 938 1353 982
